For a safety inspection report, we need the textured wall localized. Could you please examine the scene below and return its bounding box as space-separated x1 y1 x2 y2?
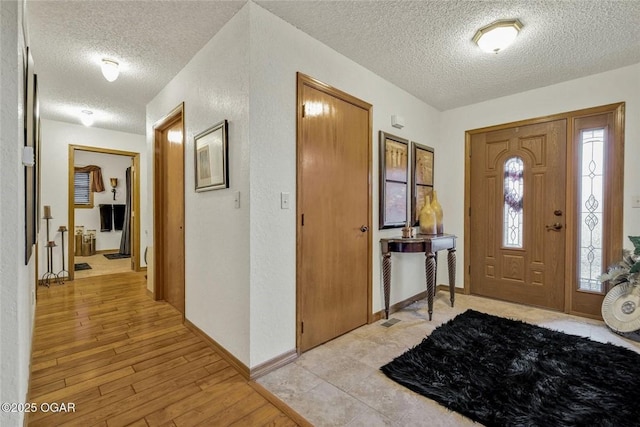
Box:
146 5 251 365
248 3 441 367
0 1 35 426
440 63 640 286
39 119 147 275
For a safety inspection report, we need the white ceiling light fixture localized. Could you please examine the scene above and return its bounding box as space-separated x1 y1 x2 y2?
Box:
473 19 523 53
80 110 94 126
101 59 120 82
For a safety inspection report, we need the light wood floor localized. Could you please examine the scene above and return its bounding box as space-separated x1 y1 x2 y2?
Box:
28 272 304 426
73 252 133 279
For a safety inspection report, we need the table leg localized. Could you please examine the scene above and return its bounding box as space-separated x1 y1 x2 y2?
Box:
433 255 438 298
382 252 391 319
425 251 436 320
448 248 456 307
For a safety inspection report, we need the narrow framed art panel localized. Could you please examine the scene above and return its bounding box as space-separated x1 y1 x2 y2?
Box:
24 48 37 264
194 119 229 192
411 141 434 225
379 131 408 229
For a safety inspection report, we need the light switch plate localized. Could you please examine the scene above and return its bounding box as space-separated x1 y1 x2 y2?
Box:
281 192 290 209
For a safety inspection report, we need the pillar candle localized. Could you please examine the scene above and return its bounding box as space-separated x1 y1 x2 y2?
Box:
43 205 52 218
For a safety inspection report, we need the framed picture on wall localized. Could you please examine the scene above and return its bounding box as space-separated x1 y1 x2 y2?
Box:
379 131 409 229
194 119 229 192
411 141 435 225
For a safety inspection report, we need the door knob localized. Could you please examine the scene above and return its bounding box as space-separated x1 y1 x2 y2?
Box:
545 223 563 231
360 225 369 232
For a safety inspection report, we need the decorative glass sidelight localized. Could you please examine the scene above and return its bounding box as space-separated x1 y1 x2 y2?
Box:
578 129 605 292
503 157 524 248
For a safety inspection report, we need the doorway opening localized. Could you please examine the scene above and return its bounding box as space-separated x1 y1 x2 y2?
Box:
67 145 142 281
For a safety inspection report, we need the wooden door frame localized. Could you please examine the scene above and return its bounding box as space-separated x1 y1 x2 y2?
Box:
464 102 625 318
67 145 141 281
152 103 185 308
295 73 373 352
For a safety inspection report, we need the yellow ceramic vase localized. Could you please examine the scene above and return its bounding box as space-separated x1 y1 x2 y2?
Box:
419 195 437 235
431 190 444 234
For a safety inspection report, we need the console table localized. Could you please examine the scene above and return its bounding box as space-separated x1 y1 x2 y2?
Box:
380 234 457 320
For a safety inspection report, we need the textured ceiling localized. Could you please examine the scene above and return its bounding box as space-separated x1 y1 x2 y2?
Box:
27 1 640 135
27 0 246 134
256 0 640 111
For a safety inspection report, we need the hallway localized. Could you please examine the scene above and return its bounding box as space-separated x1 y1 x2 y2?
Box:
27 272 305 426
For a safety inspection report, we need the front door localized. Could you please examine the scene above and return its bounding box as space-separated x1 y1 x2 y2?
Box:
469 120 567 310
297 74 372 352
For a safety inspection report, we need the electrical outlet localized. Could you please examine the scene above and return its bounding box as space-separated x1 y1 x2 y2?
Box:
632 195 640 208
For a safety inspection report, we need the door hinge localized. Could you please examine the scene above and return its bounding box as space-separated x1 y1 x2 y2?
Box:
469 207 471 216
301 321 304 334
302 104 306 118
468 265 471 275
301 214 304 226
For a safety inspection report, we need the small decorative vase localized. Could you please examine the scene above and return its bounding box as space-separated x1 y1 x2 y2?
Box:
431 190 444 234
419 196 437 235
401 221 414 238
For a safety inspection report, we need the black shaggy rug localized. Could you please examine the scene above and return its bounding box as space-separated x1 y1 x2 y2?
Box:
103 253 130 260
74 263 91 271
381 309 640 427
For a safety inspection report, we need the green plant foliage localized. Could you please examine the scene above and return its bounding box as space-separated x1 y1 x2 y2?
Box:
600 236 640 286
629 236 640 256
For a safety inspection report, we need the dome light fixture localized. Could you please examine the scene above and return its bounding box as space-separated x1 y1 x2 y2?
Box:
473 19 523 53
80 110 94 127
101 59 120 82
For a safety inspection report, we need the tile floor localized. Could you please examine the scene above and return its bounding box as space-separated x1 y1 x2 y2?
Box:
258 292 640 426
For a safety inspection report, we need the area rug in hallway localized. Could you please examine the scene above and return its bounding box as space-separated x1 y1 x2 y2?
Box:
74 262 91 271
381 309 640 426
103 253 130 260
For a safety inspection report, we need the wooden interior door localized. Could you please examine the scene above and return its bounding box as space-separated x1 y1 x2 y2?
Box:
154 106 185 315
297 74 372 352
469 120 567 310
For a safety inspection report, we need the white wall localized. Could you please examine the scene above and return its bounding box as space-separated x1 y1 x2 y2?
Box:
146 5 251 365
39 120 147 275
440 63 640 286
248 3 441 366
0 1 35 425
74 151 133 251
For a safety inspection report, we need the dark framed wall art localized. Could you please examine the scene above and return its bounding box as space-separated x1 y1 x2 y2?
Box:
379 131 409 229
194 119 229 192
411 141 434 225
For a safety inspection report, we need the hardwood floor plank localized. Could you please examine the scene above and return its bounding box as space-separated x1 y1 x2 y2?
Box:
228 402 283 427
28 386 131 425
28 273 302 427
105 383 201 427
30 367 135 402
172 381 254 427
132 354 220 393
100 356 188 395
196 366 240 390
194 392 267 427
122 418 149 427
267 413 301 427
143 379 243 426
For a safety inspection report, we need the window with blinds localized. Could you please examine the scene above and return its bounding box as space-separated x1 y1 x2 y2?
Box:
74 171 93 208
